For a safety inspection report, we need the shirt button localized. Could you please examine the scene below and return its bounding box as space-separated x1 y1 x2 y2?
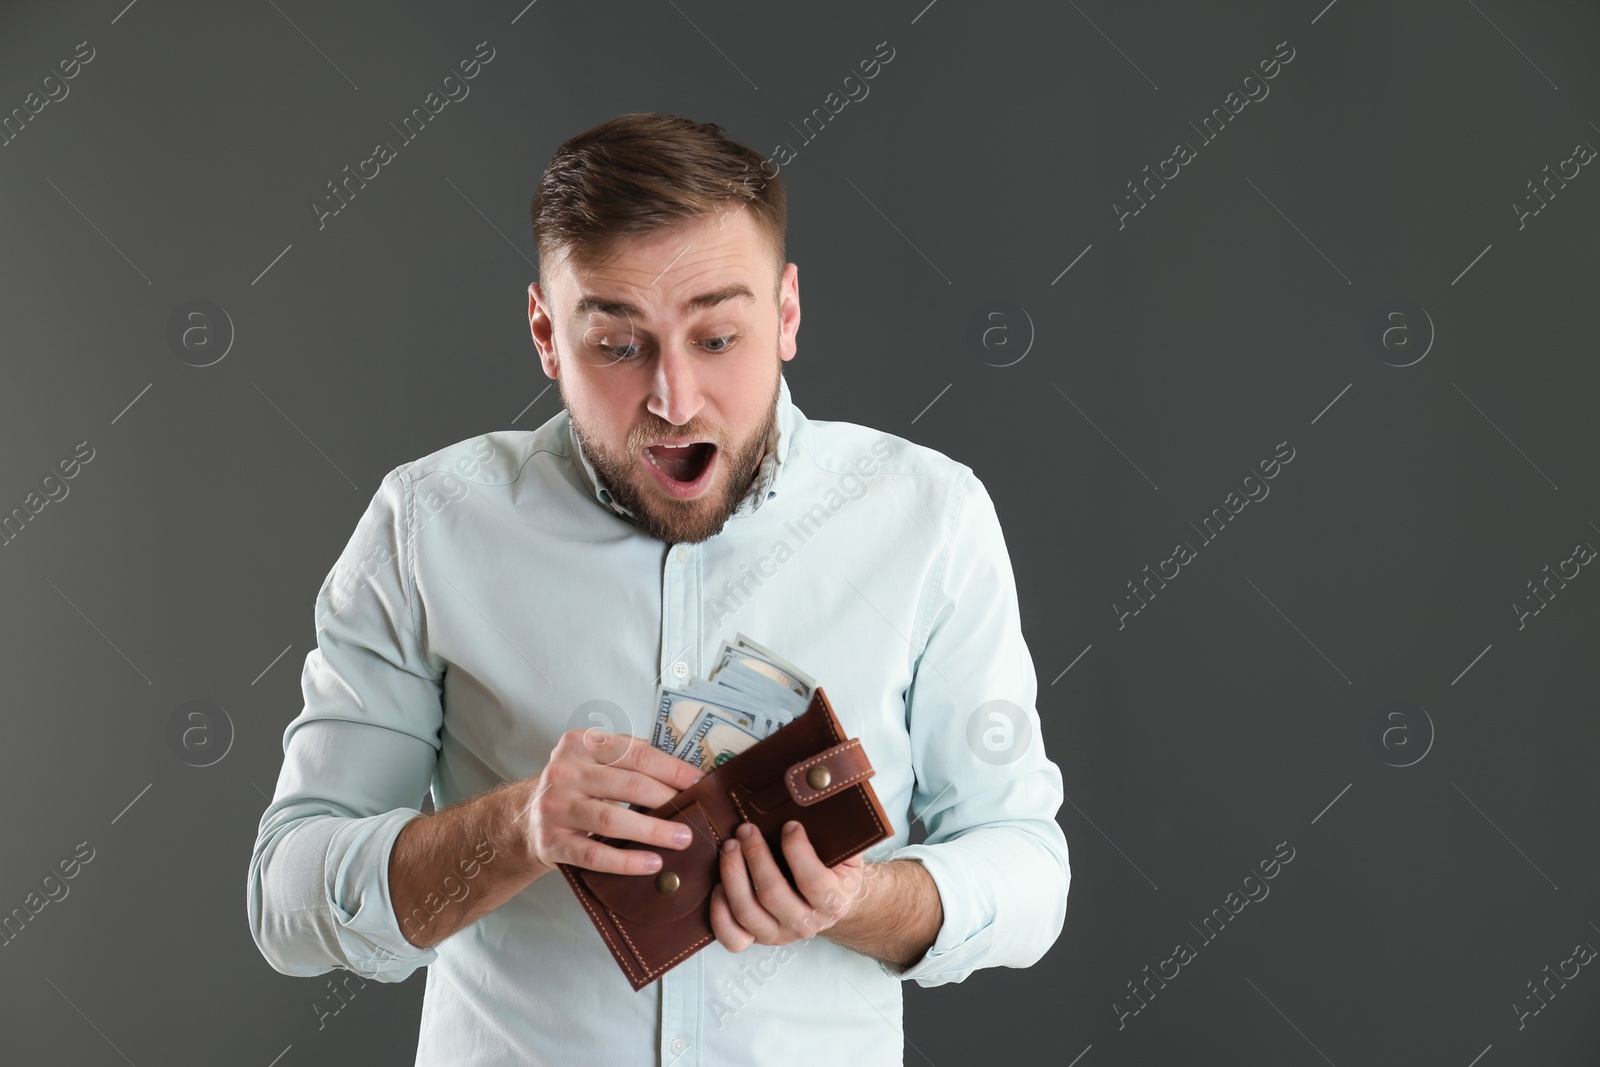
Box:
671 661 689 680
675 545 690 562
670 1037 688 1054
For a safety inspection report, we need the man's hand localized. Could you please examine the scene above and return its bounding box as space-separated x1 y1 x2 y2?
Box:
709 820 869 951
389 729 704 950
523 729 706 877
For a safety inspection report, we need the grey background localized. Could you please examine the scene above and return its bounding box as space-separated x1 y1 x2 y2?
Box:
2 0 1597 1063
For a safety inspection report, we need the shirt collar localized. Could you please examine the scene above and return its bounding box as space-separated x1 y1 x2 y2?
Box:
565 373 795 525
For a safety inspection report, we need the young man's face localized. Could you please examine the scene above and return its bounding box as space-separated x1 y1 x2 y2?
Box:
528 208 799 545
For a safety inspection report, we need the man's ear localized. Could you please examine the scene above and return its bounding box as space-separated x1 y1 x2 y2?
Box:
777 263 800 363
528 281 559 379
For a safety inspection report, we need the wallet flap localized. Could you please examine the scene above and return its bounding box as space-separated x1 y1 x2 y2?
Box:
575 801 720 925
785 739 874 806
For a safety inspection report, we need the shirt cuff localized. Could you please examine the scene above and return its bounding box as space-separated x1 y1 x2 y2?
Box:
327 807 439 980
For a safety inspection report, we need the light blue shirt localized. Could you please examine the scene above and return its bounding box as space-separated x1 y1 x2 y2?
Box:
248 374 1070 1066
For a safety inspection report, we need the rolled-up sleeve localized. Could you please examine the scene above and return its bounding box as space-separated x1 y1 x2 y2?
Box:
880 468 1070 987
247 465 445 982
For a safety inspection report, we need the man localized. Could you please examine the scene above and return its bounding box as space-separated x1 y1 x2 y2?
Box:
249 112 1069 1066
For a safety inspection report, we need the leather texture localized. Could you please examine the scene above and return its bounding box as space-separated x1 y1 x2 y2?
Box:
558 687 894 991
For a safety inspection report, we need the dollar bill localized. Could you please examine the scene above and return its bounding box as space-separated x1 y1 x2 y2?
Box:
650 685 782 756
706 660 809 719
713 633 817 698
650 688 719 755
678 676 796 725
674 710 766 769
650 634 816 765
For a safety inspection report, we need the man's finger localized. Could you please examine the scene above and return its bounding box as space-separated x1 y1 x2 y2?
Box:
569 798 696 851
719 833 783 942
736 823 810 931
557 833 666 877
777 821 837 912
576 762 683 812
709 884 755 953
614 733 707 793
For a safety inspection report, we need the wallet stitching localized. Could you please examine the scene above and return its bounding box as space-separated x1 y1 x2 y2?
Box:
819 705 886 863
569 806 725 989
786 740 863 801
782 732 888 864
577 878 713 989
609 807 722 984
636 932 716 982
820 798 888 866
612 914 714 983
566 869 642 986
793 764 870 806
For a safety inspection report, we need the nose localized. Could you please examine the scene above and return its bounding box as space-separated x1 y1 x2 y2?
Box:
647 339 705 428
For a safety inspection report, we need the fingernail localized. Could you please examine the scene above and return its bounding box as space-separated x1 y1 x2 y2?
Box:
674 826 692 846
645 853 662 870
722 839 737 854
737 822 754 839
784 820 800 835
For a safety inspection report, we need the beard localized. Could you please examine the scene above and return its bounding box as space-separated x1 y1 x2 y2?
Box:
561 364 781 545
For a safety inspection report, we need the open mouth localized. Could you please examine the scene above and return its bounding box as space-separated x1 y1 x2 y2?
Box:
642 441 718 496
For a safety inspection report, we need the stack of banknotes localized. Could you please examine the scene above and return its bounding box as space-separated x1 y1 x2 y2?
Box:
650 634 817 770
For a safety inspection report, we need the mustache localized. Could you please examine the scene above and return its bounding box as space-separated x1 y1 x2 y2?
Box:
630 426 723 449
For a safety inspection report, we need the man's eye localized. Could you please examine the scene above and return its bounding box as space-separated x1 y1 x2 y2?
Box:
597 342 642 362
591 335 738 362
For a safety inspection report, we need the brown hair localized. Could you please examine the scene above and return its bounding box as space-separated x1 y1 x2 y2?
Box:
530 112 786 292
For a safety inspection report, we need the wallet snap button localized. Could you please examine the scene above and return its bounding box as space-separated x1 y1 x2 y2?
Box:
655 870 680 895
806 764 832 790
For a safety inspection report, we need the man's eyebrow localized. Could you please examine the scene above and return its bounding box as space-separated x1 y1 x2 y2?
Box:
572 283 756 318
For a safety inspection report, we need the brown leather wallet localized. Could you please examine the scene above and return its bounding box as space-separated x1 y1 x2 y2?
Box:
558 686 895 991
